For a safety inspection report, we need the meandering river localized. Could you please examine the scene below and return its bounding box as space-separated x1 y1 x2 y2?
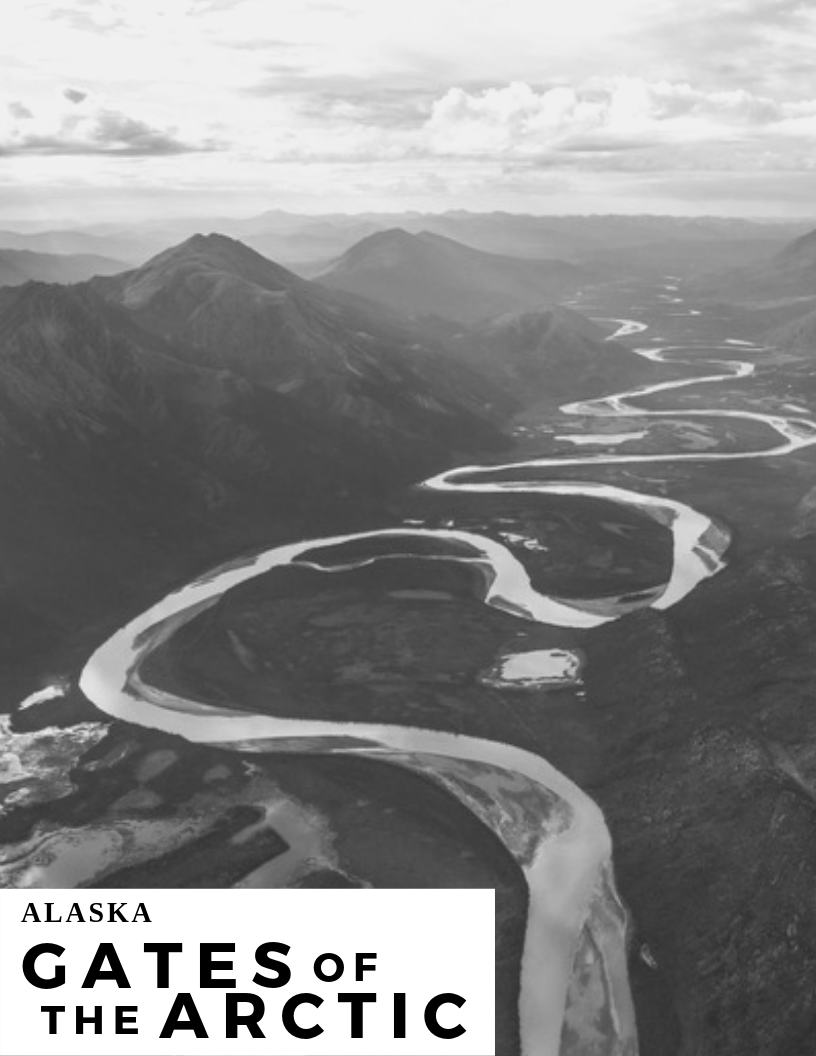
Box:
77 301 816 1055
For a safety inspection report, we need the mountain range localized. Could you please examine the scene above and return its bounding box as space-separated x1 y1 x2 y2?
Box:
0 228 664 696
2 213 807 275
0 234 492 686
90 233 509 453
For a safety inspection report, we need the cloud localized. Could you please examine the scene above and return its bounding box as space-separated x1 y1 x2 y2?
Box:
233 74 816 185
637 0 816 95
0 93 220 156
7 102 32 120
420 79 816 168
46 2 129 33
3 0 816 216
288 84 435 129
427 80 759 156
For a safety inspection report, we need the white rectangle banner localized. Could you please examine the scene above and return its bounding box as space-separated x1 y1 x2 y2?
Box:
0 888 495 1056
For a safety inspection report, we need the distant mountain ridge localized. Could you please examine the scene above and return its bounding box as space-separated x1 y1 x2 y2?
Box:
318 228 590 323
0 248 126 287
5 212 805 275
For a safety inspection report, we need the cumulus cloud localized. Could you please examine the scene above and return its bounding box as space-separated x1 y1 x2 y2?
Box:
413 79 816 172
241 75 816 176
424 79 793 158
0 92 219 156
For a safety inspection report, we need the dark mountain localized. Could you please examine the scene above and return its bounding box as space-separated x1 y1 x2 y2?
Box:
0 280 377 492
318 228 590 323
92 233 510 456
0 281 389 617
0 248 126 286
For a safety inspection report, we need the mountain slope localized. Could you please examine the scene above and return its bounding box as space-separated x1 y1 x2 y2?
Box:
691 224 816 308
317 228 590 323
0 279 442 687
439 308 657 404
765 304 816 350
92 233 511 456
776 227 816 268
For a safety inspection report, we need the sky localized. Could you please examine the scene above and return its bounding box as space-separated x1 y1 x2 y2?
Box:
2 0 816 222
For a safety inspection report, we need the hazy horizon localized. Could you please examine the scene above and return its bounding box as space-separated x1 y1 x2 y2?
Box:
2 207 816 236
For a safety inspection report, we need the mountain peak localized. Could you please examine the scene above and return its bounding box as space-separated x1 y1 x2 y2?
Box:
336 227 418 265
183 231 234 248
320 227 588 324
95 231 304 313
152 231 290 275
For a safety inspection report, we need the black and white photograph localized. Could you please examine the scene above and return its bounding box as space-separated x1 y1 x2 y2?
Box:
2 1 816 1053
